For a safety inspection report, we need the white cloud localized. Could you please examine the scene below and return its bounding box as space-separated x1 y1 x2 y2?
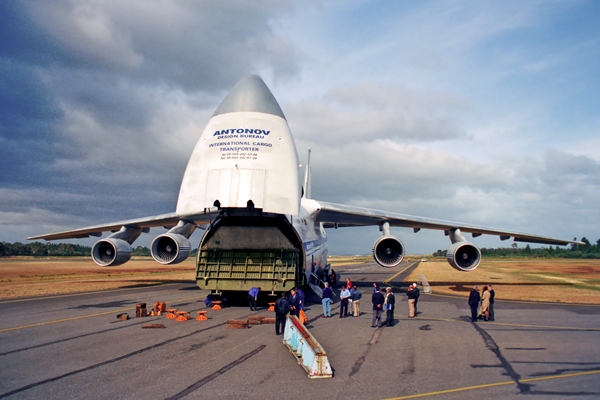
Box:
288 82 470 144
2 0 599 256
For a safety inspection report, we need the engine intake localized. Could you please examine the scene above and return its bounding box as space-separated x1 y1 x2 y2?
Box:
373 236 404 267
151 233 191 265
447 242 481 271
91 238 132 266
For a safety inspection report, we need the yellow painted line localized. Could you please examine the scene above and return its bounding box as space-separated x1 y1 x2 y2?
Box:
0 282 182 304
0 295 206 333
383 263 415 284
383 369 600 399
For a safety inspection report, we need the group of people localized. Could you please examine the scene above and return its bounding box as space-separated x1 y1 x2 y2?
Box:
371 284 398 327
214 280 497 336
468 284 495 322
337 278 363 318
273 287 305 335
277 280 422 333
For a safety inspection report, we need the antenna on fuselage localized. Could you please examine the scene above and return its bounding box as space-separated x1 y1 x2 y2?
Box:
302 148 312 199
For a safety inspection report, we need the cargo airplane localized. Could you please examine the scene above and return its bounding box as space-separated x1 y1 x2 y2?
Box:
29 75 581 294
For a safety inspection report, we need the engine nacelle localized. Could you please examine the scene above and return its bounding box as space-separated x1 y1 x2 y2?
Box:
91 238 132 266
151 233 192 265
447 242 481 271
372 236 404 267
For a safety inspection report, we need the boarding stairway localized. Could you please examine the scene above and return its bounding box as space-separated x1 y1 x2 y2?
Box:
308 263 335 299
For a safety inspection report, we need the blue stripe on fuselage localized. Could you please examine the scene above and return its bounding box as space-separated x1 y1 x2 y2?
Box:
303 237 327 254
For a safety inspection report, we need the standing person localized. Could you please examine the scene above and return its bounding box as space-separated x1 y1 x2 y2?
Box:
204 293 215 308
289 288 300 317
384 287 395 327
372 286 385 327
479 285 490 321
413 283 420 316
468 285 481 322
373 282 378 294
248 287 260 311
406 284 417 317
351 285 362 317
346 279 353 315
488 284 495 321
274 292 290 335
321 282 335 318
297 287 305 314
340 285 351 318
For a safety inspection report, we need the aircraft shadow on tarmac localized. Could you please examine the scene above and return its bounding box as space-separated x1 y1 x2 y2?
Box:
439 281 570 293
462 315 600 397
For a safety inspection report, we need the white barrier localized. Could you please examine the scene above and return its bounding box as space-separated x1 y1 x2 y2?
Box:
282 315 333 379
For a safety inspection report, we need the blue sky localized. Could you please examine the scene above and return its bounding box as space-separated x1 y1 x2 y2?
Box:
1 0 599 255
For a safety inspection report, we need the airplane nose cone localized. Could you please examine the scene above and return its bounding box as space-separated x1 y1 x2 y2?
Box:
212 75 286 120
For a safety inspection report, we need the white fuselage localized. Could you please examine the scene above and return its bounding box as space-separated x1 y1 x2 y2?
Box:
293 198 329 283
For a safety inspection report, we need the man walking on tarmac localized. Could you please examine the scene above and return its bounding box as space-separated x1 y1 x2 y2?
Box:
275 292 290 335
248 287 261 311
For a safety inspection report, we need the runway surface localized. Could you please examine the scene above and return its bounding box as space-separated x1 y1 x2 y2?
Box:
1 261 600 399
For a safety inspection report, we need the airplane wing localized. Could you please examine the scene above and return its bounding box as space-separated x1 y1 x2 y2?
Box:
27 208 221 241
312 200 581 246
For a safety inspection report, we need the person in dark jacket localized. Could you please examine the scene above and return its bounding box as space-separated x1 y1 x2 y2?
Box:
275 292 290 335
468 286 481 322
384 287 395 326
406 284 418 317
204 294 215 308
289 288 305 317
321 282 335 318
372 287 385 327
488 284 495 321
328 270 336 286
413 283 420 316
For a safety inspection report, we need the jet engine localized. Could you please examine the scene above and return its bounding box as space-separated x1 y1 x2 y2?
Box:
447 241 481 271
151 233 192 265
92 238 133 266
373 236 405 267
151 220 196 265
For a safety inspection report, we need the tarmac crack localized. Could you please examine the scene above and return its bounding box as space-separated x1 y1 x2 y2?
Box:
164 345 266 400
0 322 226 399
349 327 383 377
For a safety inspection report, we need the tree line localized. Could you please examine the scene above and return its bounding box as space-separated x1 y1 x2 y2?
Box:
0 242 198 258
2 238 598 259
432 237 600 259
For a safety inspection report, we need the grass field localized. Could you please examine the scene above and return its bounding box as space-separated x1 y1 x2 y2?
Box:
1 257 599 303
0 257 196 299
405 258 600 304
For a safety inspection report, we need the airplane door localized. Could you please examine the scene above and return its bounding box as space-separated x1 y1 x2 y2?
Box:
205 168 266 208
